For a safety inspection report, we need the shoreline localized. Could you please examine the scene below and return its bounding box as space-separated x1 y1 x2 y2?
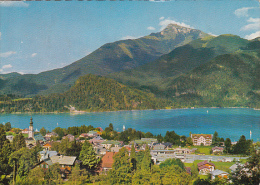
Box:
1 106 258 115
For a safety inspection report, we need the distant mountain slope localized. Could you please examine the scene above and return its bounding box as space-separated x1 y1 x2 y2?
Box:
163 40 260 108
109 35 250 94
0 74 169 113
0 24 209 96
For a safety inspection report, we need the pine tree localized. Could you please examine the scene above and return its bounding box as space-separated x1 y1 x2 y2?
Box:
79 141 100 171
130 144 136 171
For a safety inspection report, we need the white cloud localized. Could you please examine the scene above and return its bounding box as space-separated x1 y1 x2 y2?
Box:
0 64 13 74
241 17 260 31
2 64 12 69
159 17 165 20
31 53 37 57
245 31 260 40
0 1 29 7
121 35 138 40
147 26 156 31
234 7 255 18
159 18 193 30
0 51 17 58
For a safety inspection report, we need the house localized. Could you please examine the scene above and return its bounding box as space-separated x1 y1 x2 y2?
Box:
62 134 75 142
210 170 229 180
45 132 58 138
153 144 166 150
141 138 158 144
6 135 14 142
101 140 122 149
39 149 58 161
174 146 191 154
191 134 212 146
21 128 29 134
38 155 78 179
110 147 122 152
87 130 98 137
94 146 107 155
197 160 215 175
89 136 104 145
100 152 117 173
162 142 173 149
212 146 224 154
43 142 53 150
79 133 89 139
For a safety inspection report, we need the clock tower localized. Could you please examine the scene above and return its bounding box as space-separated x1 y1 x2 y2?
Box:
28 117 34 138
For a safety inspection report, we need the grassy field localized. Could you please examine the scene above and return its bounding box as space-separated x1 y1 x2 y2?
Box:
189 146 212 155
6 132 28 138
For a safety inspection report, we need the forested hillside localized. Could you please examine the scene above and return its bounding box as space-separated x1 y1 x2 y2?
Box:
109 35 249 94
0 74 169 113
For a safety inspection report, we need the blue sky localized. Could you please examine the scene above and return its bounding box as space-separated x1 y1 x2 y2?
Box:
0 0 259 74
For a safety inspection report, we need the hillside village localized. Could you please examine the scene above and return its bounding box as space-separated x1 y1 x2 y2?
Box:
1 118 259 185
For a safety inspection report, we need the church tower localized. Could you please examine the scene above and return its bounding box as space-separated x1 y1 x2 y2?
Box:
28 117 34 138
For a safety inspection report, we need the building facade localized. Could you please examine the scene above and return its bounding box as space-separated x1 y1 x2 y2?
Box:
191 134 212 146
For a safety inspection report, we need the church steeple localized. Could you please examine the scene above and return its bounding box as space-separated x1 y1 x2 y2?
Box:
30 117 33 126
29 117 34 138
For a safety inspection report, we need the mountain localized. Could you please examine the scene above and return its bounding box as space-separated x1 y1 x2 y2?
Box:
166 48 260 108
108 34 250 95
0 74 169 113
0 24 209 97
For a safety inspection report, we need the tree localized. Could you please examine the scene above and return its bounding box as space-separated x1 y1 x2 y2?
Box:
130 144 137 171
108 147 132 184
224 138 231 153
193 178 211 185
161 165 192 185
79 141 100 171
164 131 180 145
26 167 45 185
159 158 185 171
68 164 89 184
53 127 65 139
231 148 260 185
105 123 114 133
40 127 46 136
44 163 63 185
12 133 26 151
186 137 193 146
141 145 152 171
4 122 11 131
0 128 12 184
66 141 82 158
212 131 219 146
9 147 39 183
233 135 252 155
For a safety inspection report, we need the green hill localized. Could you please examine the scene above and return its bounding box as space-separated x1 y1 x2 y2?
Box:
164 48 260 108
108 34 250 95
0 74 169 113
0 24 209 97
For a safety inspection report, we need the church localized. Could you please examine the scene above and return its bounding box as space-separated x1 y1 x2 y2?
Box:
25 117 46 148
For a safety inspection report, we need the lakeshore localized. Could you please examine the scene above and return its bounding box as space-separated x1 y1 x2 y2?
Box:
1 108 259 142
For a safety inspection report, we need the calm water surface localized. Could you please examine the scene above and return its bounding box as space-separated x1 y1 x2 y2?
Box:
1 108 259 142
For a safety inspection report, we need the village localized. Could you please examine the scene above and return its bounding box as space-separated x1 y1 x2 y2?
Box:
1 118 259 185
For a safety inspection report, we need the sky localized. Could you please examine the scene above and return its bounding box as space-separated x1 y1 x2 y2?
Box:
0 0 259 74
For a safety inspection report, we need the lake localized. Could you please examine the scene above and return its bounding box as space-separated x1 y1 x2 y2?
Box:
1 108 259 142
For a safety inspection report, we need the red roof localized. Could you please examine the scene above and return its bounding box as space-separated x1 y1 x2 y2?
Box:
197 160 215 168
101 152 117 169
